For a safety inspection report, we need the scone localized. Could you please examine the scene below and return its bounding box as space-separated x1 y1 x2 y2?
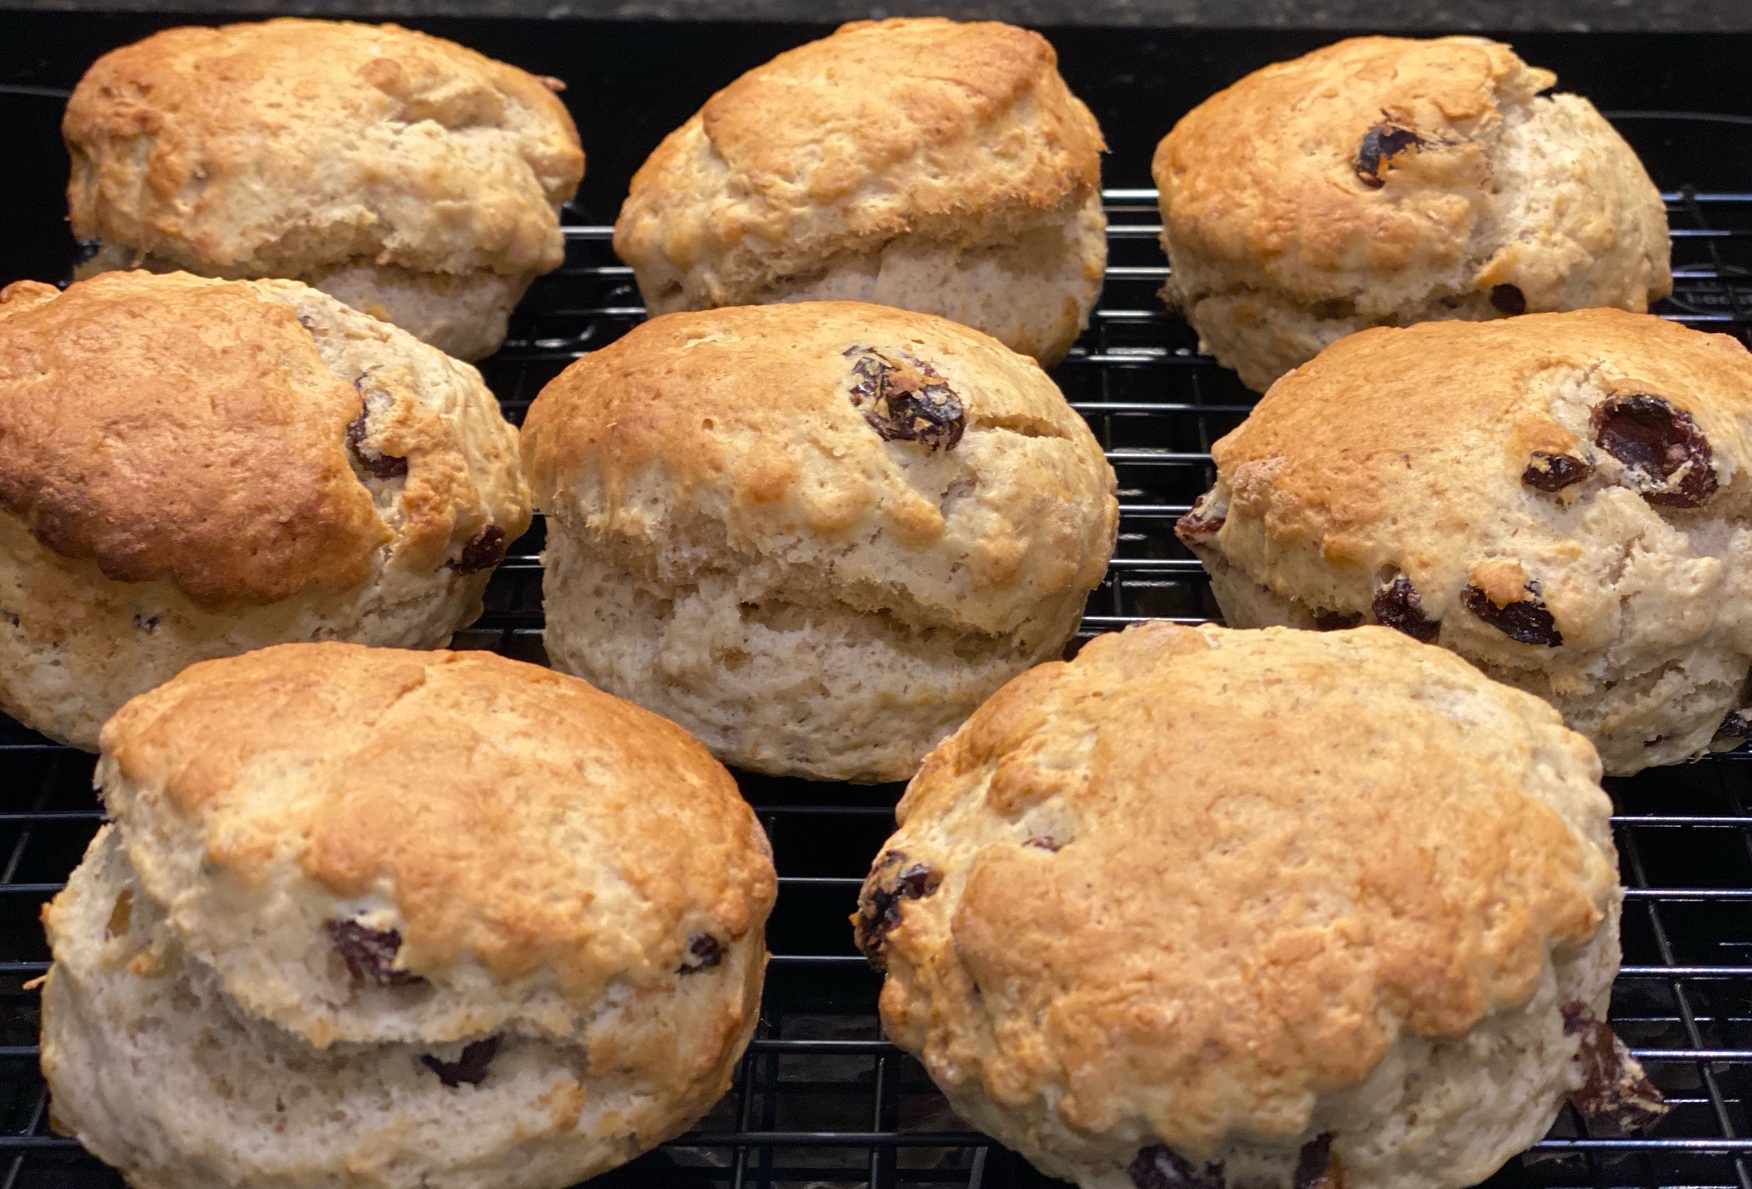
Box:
857 622 1663 1189
613 18 1106 368
41 643 776 1189
522 301 1118 783
1153 36 1671 391
0 271 530 749
65 18 584 361
1178 308 1752 776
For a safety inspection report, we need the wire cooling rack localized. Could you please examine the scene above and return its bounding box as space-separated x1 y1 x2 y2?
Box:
4 119 1752 1189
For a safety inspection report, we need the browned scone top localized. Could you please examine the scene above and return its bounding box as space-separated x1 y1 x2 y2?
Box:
613 18 1104 300
99 643 776 1047
64 18 584 278
0 273 385 607
865 621 1617 1162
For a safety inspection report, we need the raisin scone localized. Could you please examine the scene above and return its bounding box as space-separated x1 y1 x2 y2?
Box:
1178 309 1752 775
0 272 530 749
41 643 776 1189
613 18 1106 368
65 19 584 361
522 301 1118 783
857 622 1662 1189
1153 36 1671 392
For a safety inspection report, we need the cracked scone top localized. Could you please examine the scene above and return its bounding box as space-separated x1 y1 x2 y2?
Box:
859 622 1640 1189
1178 309 1752 776
64 18 585 361
42 643 776 1189
0 271 530 749
613 18 1107 367
522 301 1118 783
1152 36 1670 391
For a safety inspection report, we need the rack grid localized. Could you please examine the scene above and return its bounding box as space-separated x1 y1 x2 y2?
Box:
2 114 1752 1189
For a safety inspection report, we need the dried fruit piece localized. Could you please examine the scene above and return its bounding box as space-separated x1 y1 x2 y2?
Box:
1354 122 1425 188
1713 708 1752 747
420 1036 500 1088
1129 1145 1224 1189
679 932 724 974
1294 1134 1345 1189
1313 608 1363 631
1371 575 1439 643
1523 451 1593 492
326 920 424 987
1461 581 1562 646
854 850 942 970
449 526 508 575
345 398 409 480
1562 1002 1668 1133
1174 504 1226 544
1592 394 1718 508
845 347 965 452
1022 836 1061 852
1489 284 1527 316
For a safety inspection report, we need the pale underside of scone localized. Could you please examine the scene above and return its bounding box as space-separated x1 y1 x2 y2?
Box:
76 245 532 362
1158 43 1672 392
43 828 757 1189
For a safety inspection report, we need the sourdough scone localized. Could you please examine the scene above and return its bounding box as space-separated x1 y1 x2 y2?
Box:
614 18 1106 367
1153 36 1671 391
522 302 1118 783
859 622 1660 1189
1179 309 1752 775
41 643 776 1189
65 19 584 360
0 272 530 749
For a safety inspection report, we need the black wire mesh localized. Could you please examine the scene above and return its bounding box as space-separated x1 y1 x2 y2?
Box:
3 119 1752 1189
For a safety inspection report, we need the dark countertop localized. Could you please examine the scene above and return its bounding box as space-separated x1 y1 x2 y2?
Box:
3 0 1752 29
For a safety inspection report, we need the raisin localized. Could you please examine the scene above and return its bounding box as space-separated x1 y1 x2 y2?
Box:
1371 575 1439 643
1129 1145 1224 1189
1022 836 1061 852
448 526 508 575
345 402 409 480
1489 284 1527 316
854 850 942 971
1714 708 1752 744
326 920 424 987
679 932 724 974
1174 505 1225 544
1593 394 1717 508
132 613 160 632
1562 1002 1668 1133
1523 451 1593 492
1294 1134 1345 1189
1354 122 1425 188
1312 608 1363 631
1460 581 1562 646
420 1036 500 1088
846 348 964 452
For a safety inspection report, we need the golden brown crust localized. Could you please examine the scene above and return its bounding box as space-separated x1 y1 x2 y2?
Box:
0 272 386 608
65 18 583 279
102 643 775 995
873 622 1616 1157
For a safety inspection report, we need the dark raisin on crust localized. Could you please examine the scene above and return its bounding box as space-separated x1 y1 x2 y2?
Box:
1562 1001 1668 1133
1354 121 1426 188
1129 1145 1224 1189
132 613 160 632
1022 836 1061 852
345 399 409 480
1489 284 1528 316
1294 1134 1345 1189
845 346 965 452
1371 574 1440 643
448 526 508 575
1592 393 1718 508
679 932 724 974
326 920 424 987
854 850 943 970
1312 608 1364 632
1523 451 1593 492
1460 581 1563 646
1174 505 1226 545
420 1036 501 1088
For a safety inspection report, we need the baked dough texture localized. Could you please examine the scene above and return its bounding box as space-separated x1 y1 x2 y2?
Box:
64 18 585 361
0 272 530 749
1153 36 1671 391
613 18 1107 367
41 643 776 1189
1180 309 1752 775
859 621 1621 1189
522 301 1118 783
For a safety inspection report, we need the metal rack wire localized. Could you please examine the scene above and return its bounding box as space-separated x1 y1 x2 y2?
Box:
3 121 1752 1189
